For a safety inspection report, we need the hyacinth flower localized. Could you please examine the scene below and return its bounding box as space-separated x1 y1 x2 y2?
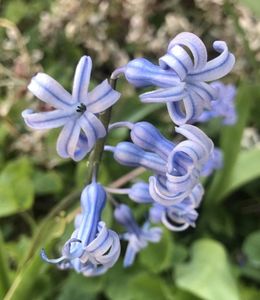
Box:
41 182 120 276
114 204 162 267
201 147 223 177
112 32 235 125
106 121 213 206
197 81 237 125
22 56 120 161
149 183 204 231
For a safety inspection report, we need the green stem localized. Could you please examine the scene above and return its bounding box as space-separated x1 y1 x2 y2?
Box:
86 77 118 181
0 231 10 297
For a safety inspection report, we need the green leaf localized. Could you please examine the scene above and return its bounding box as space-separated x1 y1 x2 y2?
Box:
206 83 254 203
58 273 104 300
33 171 63 195
0 157 34 217
4 0 29 23
243 230 260 268
221 148 260 198
139 228 174 273
175 239 239 300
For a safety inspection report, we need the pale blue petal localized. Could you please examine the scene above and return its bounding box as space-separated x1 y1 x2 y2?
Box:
87 79 121 113
140 84 186 103
188 41 235 81
128 182 153 204
72 56 92 103
28 73 73 109
56 120 81 160
78 111 106 150
22 108 74 129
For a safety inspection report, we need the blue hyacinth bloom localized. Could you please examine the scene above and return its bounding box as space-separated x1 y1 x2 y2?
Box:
114 204 162 267
22 56 120 161
106 122 213 206
197 81 237 125
116 32 235 125
41 182 120 276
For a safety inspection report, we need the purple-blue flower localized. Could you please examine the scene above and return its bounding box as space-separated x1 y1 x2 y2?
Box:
41 182 120 276
201 147 223 177
197 81 237 125
114 32 235 125
106 121 213 206
22 56 120 161
114 204 162 267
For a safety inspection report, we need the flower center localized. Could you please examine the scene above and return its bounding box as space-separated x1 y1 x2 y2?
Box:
76 103 87 113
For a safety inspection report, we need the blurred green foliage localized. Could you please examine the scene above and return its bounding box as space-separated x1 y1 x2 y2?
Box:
0 0 260 299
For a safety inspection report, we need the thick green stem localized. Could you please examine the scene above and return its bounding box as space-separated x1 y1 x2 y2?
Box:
0 231 10 297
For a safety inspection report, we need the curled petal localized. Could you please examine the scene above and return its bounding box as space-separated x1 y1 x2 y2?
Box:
167 32 208 71
130 122 174 160
123 58 180 88
140 84 186 103
149 176 188 206
161 214 190 231
87 79 121 113
72 56 92 103
159 45 194 80
175 124 214 162
188 41 235 81
22 109 75 130
187 81 218 107
28 73 73 109
78 111 106 150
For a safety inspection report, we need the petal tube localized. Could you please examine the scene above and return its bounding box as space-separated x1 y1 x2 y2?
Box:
22 109 74 129
123 58 180 88
128 182 153 203
188 41 235 81
28 73 73 109
87 79 121 113
72 56 92 103
130 122 174 160
112 142 167 174
140 84 186 103
56 120 81 159
78 111 106 149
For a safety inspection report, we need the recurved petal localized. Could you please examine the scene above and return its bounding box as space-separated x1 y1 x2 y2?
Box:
87 79 121 113
167 32 208 71
140 84 186 103
188 41 235 82
28 73 73 109
78 111 106 150
22 108 74 129
72 56 92 103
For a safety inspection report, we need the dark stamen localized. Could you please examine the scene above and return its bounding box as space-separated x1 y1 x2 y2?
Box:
76 103 87 113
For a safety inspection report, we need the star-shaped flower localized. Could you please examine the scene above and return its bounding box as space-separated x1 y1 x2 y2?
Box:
22 56 120 161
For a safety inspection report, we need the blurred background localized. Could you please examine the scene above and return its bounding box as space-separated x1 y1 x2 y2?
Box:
0 0 260 299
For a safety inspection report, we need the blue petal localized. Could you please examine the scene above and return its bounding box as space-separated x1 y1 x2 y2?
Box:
87 79 121 113
72 56 92 103
130 122 174 160
128 182 153 203
123 58 180 88
28 73 73 109
78 111 106 150
112 142 167 173
22 108 75 129
188 41 235 81
140 83 186 103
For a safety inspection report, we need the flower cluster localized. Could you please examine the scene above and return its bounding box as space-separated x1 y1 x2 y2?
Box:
22 31 235 276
